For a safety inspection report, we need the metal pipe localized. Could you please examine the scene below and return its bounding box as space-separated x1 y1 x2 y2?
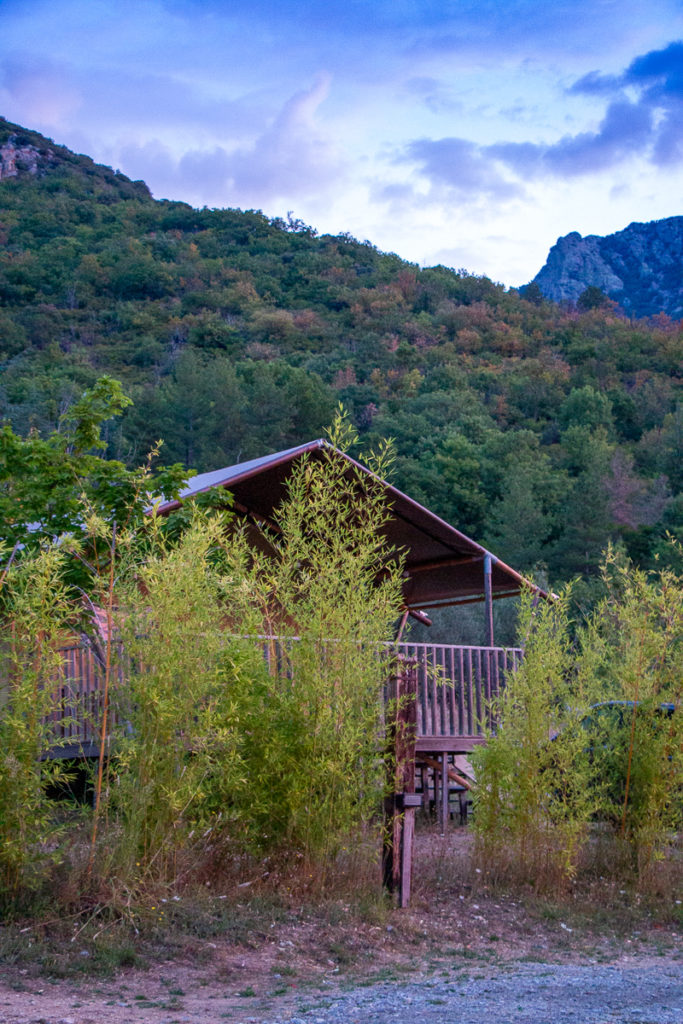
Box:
484 553 494 648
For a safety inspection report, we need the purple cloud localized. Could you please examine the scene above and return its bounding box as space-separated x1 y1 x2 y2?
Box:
653 108 683 165
568 40 683 167
404 40 683 198
625 40 683 96
402 136 523 200
568 70 621 95
0 51 268 140
119 74 342 209
490 100 653 177
403 77 461 114
572 40 683 101
400 98 654 199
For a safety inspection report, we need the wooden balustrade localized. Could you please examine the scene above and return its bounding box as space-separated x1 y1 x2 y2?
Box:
5 637 522 758
395 641 522 740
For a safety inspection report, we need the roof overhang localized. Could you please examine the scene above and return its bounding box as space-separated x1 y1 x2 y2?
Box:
155 439 546 610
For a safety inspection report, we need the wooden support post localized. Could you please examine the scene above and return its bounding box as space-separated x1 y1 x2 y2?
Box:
484 553 494 648
382 655 418 907
440 751 449 834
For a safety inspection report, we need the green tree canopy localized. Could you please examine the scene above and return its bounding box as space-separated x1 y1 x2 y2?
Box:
0 377 187 551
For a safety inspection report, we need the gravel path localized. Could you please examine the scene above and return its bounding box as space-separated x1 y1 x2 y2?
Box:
262 961 683 1024
0 957 681 1023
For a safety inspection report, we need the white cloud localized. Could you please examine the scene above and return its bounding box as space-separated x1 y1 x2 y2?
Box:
112 74 343 210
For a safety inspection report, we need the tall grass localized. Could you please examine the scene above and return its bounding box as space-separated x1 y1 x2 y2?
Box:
218 435 404 869
98 517 247 884
575 551 682 878
1 420 406 911
472 588 596 889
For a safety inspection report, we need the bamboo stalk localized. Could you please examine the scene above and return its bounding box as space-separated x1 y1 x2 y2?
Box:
88 522 117 877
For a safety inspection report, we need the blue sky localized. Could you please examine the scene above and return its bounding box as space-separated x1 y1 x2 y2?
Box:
1 0 682 285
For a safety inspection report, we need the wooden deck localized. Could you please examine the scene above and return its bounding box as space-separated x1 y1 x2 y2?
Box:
34 638 522 760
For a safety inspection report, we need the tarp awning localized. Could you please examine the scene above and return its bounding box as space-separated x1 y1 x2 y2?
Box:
155 440 544 610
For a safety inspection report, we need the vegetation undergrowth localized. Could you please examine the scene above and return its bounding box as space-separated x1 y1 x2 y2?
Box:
0 836 679 983
0 544 75 911
0 407 405 918
0 380 680 951
472 547 683 894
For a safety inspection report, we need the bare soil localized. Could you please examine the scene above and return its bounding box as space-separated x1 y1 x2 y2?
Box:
0 829 680 1024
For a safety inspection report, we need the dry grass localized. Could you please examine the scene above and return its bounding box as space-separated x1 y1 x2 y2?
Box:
1 822 680 993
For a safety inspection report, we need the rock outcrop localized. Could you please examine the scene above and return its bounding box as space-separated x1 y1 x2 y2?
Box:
0 136 51 179
530 218 683 319
0 118 152 200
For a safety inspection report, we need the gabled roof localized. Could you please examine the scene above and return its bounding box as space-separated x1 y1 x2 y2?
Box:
156 439 543 610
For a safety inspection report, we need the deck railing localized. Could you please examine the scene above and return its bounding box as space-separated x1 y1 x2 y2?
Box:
397 642 523 738
14 637 522 756
39 645 123 756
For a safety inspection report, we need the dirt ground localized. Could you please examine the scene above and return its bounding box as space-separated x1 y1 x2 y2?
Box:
0 829 680 1024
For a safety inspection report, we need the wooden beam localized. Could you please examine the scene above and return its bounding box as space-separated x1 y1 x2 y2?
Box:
407 608 432 627
417 754 475 792
395 608 410 643
383 656 418 906
405 554 483 576
406 589 522 611
441 751 449 830
415 735 486 753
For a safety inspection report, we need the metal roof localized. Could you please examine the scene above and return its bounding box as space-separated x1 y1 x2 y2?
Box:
156 439 543 610
170 442 324 502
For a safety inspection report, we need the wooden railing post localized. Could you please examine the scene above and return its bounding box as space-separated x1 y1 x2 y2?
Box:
382 654 418 907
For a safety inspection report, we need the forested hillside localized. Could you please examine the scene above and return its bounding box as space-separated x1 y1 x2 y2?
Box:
1 119 681 590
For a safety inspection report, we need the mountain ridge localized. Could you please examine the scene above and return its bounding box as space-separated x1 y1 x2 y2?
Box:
531 217 683 318
1 117 681 596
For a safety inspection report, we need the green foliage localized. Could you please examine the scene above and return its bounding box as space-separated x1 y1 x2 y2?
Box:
559 385 613 434
103 516 249 881
574 550 683 873
213 418 403 865
473 552 683 891
0 117 682 599
82 415 405 884
0 545 74 906
472 588 593 889
577 286 612 312
0 376 187 556
0 418 404 905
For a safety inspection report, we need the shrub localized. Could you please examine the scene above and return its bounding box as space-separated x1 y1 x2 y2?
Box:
95 415 404 886
472 588 596 889
0 545 74 907
472 551 683 891
575 551 682 877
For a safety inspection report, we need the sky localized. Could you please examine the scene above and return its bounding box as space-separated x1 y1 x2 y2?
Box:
1 0 682 286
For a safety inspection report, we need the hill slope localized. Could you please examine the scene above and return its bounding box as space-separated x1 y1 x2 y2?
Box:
531 218 683 318
0 118 681 593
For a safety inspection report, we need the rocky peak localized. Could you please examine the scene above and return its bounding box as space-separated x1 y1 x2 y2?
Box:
530 217 683 319
0 119 152 202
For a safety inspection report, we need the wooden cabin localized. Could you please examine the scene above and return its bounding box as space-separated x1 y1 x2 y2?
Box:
40 439 543 822
155 438 536 743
